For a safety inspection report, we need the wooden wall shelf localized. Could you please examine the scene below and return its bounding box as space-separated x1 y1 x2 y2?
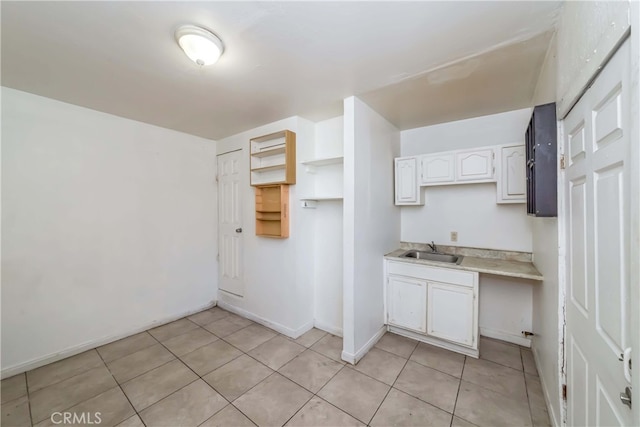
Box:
255 185 289 238
250 130 296 186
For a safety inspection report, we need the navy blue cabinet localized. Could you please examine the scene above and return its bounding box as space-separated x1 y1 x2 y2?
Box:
526 103 557 217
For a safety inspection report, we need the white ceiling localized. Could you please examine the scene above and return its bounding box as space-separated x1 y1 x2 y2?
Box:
1 1 562 140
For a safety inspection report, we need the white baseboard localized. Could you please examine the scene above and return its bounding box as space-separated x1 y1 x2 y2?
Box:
341 325 386 365
480 327 531 347
532 345 561 427
216 301 312 339
313 320 343 337
1 301 217 379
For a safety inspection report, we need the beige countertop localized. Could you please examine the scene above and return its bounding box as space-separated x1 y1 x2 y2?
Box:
384 248 544 281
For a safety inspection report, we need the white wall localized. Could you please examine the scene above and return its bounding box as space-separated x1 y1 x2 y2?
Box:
400 109 535 345
1 88 218 376
530 33 562 427
479 275 533 346
400 109 533 252
215 117 316 337
343 97 401 362
556 0 631 117
312 116 344 335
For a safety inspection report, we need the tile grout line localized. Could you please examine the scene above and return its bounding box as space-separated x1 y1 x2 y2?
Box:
366 351 411 425
94 344 147 427
151 320 289 426
24 372 34 427
369 341 470 422
106 312 241 425
286 363 353 425
450 355 467 427
365 338 421 425
137 336 248 425
22 351 105 396
12 310 282 427
405 342 470 379
27 351 117 426
522 359 536 427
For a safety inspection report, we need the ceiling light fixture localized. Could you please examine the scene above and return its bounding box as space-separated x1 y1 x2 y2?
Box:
175 25 224 66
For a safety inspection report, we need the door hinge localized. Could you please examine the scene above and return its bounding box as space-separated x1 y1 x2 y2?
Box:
562 384 567 401
216 253 219 261
560 155 566 170
215 174 219 183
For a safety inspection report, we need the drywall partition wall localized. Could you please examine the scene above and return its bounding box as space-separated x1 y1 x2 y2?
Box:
556 0 631 117
401 109 533 252
312 116 344 335
531 33 562 427
532 217 560 426
215 116 316 337
342 97 401 363
1 87 218 376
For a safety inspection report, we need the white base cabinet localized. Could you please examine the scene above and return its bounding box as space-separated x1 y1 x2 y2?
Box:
427 282 475 346
387 275 427 333
385 260 479 357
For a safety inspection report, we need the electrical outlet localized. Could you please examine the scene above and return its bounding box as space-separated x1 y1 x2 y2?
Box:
450 231 458 242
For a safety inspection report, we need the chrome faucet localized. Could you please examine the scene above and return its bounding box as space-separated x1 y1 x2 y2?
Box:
427 241 437 253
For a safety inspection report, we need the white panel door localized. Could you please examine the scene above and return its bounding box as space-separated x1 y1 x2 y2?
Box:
387 274 427 333
218 150 244 297
497 144 526 203
564 39 633 426
455 148 495 182
427 282 475 346
420 153 455 185
395 157 420 205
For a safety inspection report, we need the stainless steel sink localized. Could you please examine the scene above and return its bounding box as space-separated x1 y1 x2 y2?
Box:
399 250 463 264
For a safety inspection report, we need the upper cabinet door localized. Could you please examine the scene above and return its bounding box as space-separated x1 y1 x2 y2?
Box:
395 157 422 205
455 148 495 182
497 144 526 204
420 153 455 185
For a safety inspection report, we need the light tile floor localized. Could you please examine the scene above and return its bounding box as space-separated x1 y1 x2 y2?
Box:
1 307 551 427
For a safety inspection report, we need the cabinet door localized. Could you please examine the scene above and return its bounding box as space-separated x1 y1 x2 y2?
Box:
419 153 455 185
387 275 427 333
497 145 526 203
427 282 475 346
455 148 495 182
395 157 420 205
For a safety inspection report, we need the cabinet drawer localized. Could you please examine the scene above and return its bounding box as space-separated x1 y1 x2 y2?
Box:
387 261 476 287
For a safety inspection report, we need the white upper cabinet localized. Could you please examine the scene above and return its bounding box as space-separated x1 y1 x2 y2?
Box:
395 157 422 205
497 144 526 204
455 148 495 182
420 153 455 185
394 145 514 205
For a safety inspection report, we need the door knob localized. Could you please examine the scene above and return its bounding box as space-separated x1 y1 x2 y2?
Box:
235 228 242 233
620 386 632 409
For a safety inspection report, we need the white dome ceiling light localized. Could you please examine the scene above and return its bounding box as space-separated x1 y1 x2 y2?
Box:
175 25 224 66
